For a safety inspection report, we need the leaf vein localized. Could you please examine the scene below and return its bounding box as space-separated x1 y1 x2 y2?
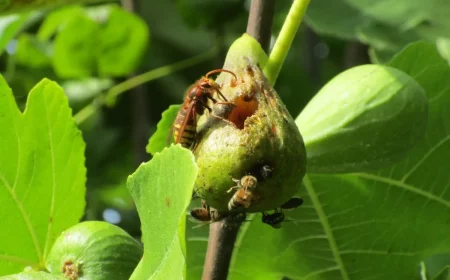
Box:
304 175 350 280
401 134 450 182
356 173 450 208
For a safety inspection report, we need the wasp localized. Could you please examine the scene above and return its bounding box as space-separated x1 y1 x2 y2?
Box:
172 69 237 149
227 175 258 211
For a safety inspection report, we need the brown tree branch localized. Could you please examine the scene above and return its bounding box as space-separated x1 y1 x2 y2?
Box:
120 0 150 165
246 0 276 53
201 1 276 280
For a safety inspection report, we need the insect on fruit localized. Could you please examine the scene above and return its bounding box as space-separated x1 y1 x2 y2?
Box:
190 200 229 223
227 175 258 211
262 211 285 229
172 69 237 149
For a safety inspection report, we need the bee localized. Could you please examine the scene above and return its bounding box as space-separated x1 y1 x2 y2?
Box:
172 69 237 149
280 197 304 210
262 211 285 229
190 200 229 223
227 175 258 211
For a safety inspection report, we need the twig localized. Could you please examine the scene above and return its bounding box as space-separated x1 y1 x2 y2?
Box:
120 0 149 165
246 0 276 53
201 1 276 280
343 41 369 69
303 27 322 90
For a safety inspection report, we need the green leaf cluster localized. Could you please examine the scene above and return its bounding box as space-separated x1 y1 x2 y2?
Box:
34 5 149 78
8 5 149 80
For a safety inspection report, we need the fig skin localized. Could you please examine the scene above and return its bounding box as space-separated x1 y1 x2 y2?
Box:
46 221 142 280
193 53 307 213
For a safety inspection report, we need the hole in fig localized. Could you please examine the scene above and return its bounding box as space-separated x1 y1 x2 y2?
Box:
227 95 258 129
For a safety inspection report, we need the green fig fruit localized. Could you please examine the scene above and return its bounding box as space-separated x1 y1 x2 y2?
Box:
297 64 428 173
192 35 307 213
46 221 142 280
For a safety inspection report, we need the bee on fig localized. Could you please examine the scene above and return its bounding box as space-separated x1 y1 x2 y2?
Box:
280 197 304 210
227 175 258 211
172 69 237 149
262 211 285 229
190 200 229 223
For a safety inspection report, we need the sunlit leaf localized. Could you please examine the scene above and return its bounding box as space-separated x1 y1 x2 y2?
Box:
0 77 86 275
146 105 180 156
127 145 197 280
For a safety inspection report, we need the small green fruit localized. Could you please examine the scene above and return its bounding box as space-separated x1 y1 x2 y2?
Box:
297 64 428 173
46 221 142 280
192 35 307 213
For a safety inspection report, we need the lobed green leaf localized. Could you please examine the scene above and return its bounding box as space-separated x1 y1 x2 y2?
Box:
127 145 197 280
0 77 86 275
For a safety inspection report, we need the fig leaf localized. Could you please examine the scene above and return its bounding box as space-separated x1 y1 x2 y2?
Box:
0 78 86 275
146 104 180 156
127 145 197 280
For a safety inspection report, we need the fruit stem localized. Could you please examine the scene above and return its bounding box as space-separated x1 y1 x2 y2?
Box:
263 0 311 85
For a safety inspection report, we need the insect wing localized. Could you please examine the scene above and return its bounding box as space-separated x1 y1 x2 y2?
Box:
281 197 304 210
174 101 196 145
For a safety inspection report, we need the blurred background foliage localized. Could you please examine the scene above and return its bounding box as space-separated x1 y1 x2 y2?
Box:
1 0 449 278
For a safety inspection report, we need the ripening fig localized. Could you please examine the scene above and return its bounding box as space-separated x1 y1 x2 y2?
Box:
46 221 142 280
297 64 428 173
192 34 307 213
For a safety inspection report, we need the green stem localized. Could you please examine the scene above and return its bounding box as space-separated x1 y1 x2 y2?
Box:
263 0 310 85
73 47 217 125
